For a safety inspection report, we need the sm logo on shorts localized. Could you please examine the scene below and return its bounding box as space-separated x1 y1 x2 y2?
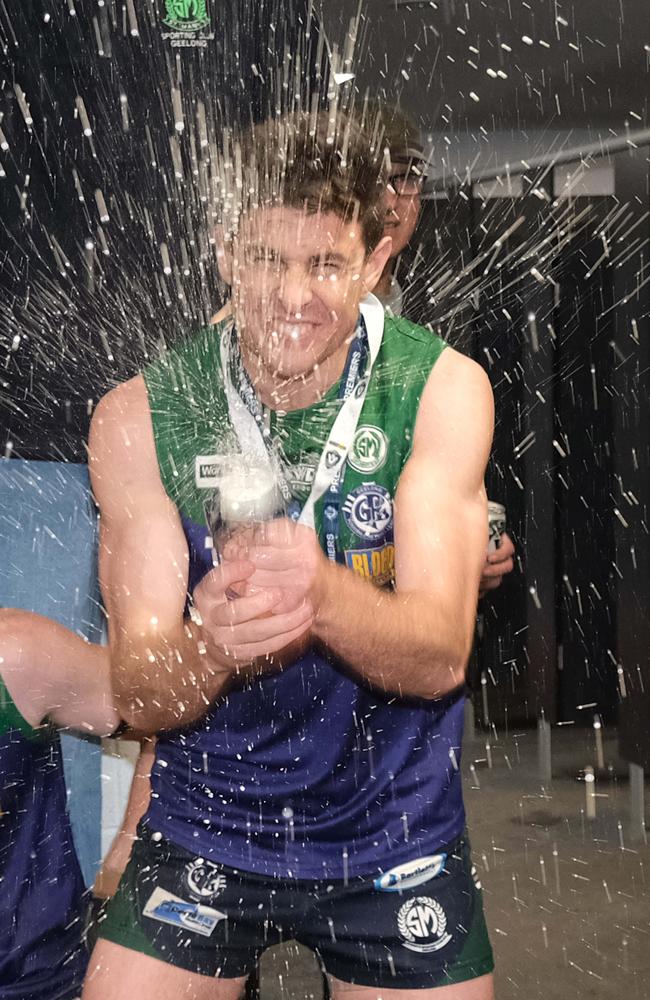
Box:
345 544 395 586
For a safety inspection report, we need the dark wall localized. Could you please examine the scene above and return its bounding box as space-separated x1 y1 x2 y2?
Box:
0 0 325 461
404 154 649 730
552 198 618 722
612 147 650 768
321 0 649 131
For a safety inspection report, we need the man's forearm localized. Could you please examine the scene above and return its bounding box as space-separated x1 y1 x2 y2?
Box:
111 621 232 732
313 565 475 700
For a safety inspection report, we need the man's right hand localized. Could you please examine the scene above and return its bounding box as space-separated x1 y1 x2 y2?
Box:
192 558 314 674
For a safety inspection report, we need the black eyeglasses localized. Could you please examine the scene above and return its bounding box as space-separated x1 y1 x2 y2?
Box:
386 170 426 197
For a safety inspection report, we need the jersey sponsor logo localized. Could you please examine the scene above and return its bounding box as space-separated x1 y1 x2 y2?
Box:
162 0 214 47
342 484 393 541
396 896 452 954
195 454 227 488
143 887 226 937
374 853 447 893
184 858 227 901
345 543 395 586
286 462 317 490
348 425 388 474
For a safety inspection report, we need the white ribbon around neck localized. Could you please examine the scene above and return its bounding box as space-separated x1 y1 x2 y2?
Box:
220 293 385 531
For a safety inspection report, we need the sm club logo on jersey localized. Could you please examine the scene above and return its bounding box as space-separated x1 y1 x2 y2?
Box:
348 425 388 474
343 484 393 541
396 896 452 954
345 543 395 586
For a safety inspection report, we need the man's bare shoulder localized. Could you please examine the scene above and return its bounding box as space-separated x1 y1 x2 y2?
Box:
432 344 492 395
89 375 160 496
410 345 494 481
210 301 232 325
418 345 493 427
92 374 149 427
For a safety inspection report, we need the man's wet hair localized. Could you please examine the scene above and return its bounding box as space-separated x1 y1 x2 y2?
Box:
219 109 388 252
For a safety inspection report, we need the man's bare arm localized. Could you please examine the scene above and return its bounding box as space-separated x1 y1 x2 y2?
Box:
242 348 494 700
0 610 118 735
89 377 232 731
316 350 493 698
90 376 312 732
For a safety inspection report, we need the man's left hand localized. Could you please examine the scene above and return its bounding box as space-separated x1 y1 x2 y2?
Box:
479 531 515 596
223 518 328 617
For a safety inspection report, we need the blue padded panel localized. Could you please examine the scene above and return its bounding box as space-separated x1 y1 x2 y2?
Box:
0 459 104 886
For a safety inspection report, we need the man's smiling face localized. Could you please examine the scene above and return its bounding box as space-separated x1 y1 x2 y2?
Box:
229 204 391 380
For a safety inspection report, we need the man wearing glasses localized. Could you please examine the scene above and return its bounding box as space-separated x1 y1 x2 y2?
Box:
374 115 429 317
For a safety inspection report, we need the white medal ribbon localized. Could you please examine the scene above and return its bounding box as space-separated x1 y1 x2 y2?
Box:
220 293 385 530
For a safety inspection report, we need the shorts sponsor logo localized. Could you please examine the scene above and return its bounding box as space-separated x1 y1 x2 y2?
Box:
471 864 482 891
374 853 446 893
143 887 226 937
348 425 389 474
345 543 395 586
342 484 393 541
184 858 227 900
397 896 452 954
195 454 227 488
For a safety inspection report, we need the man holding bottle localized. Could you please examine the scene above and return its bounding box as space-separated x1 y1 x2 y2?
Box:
82 108 495 1000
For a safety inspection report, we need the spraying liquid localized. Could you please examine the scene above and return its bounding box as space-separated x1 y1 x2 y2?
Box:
205 457 285 596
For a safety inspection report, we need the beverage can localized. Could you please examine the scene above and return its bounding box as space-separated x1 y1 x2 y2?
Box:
487 501 506 553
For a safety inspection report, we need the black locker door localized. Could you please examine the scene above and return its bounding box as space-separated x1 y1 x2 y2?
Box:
552 194 619 722
469 190 557 728
412 187 557 728
611 145 650 767
417 172 626 728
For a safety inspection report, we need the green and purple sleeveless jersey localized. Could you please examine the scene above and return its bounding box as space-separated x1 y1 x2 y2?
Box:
0 675 40 741
143 312 468 879
0 677 88 996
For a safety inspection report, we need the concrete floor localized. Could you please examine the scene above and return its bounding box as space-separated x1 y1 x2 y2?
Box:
257 723 650 998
